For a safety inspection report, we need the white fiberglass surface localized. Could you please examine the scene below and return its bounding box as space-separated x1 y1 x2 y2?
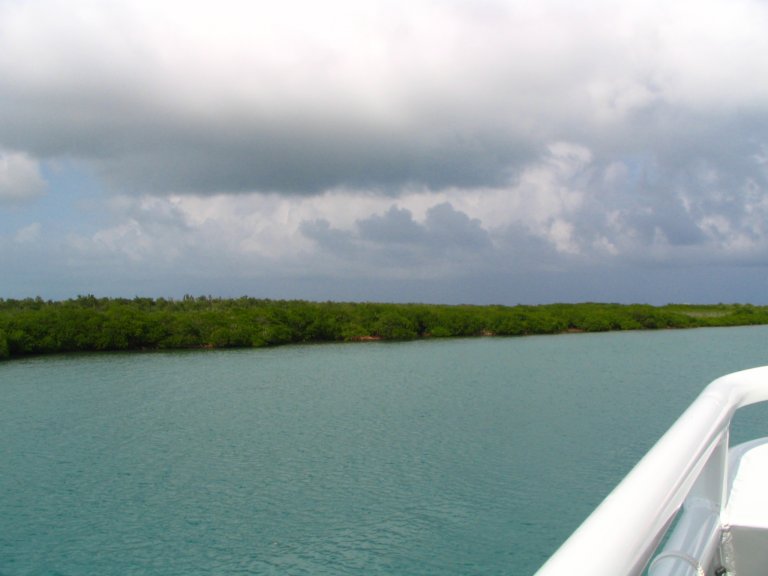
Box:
725 442 768 528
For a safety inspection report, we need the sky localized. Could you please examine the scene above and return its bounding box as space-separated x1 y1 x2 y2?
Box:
2 0 768 304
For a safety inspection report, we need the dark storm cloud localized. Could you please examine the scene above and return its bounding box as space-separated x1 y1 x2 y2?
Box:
357 206 426 243
357 204 490 250
2 83 537 195
422 203 492 251
301 202 492 272
0 0 545 195
299 219 356 256
10 0 768 199
92 129 531 195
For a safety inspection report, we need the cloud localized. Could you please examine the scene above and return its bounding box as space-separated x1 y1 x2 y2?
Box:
300 219 357 259
2 0 768 197
0 150 46 203
357 206 426 244
3 0 768 304
3 174 768 302
13 222 42 244
300 202 494 277
421 203 492 252
16 139 768 278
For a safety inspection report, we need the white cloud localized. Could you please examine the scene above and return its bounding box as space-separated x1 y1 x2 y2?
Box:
657 0 768 110
0 150 46 202
13 222 41 244
90 220 157 261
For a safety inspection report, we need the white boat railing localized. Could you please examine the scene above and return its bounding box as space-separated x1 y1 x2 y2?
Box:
534 366 768 576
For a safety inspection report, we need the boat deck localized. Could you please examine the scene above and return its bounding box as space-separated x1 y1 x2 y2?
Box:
720 440 768 575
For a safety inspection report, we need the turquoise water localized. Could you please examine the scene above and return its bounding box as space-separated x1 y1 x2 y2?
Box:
2 326 768 575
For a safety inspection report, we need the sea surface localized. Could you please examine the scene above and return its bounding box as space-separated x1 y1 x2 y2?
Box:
2 326 768 575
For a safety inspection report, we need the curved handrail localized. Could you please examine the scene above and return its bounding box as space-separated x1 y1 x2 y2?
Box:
534 366 768 576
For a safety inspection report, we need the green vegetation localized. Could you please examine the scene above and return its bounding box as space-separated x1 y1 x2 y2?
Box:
1 296 767 360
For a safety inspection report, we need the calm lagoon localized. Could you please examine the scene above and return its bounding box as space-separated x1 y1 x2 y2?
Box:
2 326 768 575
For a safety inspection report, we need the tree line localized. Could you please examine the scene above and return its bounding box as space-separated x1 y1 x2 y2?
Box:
1 295 767 360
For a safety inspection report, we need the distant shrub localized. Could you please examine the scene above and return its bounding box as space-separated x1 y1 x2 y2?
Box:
0 329 8 359
1 297 768 359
